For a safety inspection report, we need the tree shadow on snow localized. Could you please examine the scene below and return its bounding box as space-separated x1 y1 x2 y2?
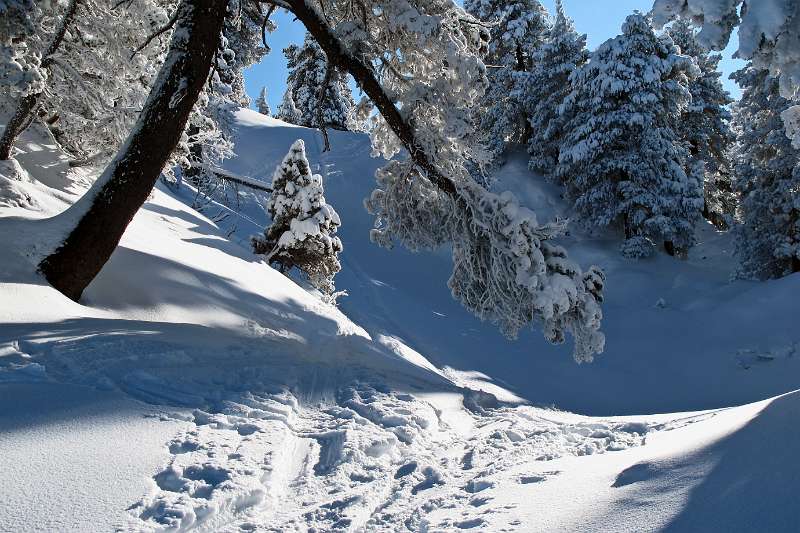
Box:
608 391 800 532
661 391 800 532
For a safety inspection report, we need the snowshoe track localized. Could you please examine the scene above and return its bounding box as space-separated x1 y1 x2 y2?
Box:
125 382 658 532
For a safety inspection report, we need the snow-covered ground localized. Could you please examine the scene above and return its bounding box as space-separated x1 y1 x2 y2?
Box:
1 113 798 532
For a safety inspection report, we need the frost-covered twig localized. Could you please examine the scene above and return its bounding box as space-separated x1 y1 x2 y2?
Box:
130 8 180 59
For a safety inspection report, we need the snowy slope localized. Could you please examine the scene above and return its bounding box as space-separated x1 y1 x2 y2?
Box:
225 108 800 415
0 114 798 532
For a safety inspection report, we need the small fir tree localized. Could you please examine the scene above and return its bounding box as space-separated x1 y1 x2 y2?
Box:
276 80 302 124
557 13 702 258
255 86 271 116
522 0 588 178
732 66 800 279
253 139 343 295
667 19 736 229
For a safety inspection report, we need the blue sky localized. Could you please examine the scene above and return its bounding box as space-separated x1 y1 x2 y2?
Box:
243 0 744 111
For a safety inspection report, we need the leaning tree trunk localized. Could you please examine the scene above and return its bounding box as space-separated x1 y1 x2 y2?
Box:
0 0 80 161
39 0 228 301
283 0 457 198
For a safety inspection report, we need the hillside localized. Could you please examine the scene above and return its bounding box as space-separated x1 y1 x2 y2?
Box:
225 109 800 414
0 112 798 532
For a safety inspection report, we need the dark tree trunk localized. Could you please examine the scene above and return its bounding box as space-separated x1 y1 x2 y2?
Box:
316 61 333 152
0 0 80 160
284 0 456 197
514 44 532 145
0 94 40 160
39 0 228 301
664 240 676 257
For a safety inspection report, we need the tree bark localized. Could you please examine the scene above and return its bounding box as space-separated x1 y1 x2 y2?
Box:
316 61 333 152
39 0 228 301
0 0 80 160
284 0 457 197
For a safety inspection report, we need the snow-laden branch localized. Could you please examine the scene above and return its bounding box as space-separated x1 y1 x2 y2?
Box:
281 0 458 197
275 0 606 360
651 0 800 146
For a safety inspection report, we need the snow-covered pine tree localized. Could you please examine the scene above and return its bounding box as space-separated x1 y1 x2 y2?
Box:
253 139 343 295
667 19 736 229
522 0 588 178
465 0 550 165
219 8 268 109
557 13 701 259
276 81 302 124
732 66 800 280
255 86 271 116
652 0 800 149
278 33 354 130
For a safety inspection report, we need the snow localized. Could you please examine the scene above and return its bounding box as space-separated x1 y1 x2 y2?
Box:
1 110 799 531
224 109 800 415
0 382 188 532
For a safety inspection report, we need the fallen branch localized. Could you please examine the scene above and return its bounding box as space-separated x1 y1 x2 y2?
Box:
210 167 273 193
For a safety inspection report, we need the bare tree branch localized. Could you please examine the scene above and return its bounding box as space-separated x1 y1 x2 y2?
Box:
261 4 277 48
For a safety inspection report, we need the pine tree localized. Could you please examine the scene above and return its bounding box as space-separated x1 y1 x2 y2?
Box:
732 66 800 280
276 80 301 124
255 86 271 116
253 139 343 295
277 33 354 130
652 0 800 149
557 13 702 258
522 0 588 178
465 0 550 165
667 19 736 229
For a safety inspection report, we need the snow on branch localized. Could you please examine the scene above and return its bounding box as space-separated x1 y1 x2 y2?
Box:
651 0 800 146
366 161 606 362
279 0 605 360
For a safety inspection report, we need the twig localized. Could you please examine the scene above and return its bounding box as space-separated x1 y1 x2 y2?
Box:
262 5 276 48
130 8 180 59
